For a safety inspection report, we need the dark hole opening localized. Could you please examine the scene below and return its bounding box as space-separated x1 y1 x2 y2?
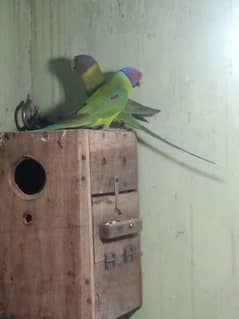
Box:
23 213 32 225
14 158 46 195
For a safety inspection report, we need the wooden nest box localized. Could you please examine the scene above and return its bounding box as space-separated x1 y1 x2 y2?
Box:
0 129 142 319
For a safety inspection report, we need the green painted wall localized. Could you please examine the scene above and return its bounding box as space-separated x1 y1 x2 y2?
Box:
0 0 31 130
1 0 238 318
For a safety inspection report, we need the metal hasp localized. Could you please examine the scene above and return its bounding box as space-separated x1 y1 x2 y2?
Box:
113 176 122 214
104 252 116 270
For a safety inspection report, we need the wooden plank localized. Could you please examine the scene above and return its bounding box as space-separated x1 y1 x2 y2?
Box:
92 192 142 319
92 192 140 263
95 257 142 319
0 129 141 319
77 130 95 319
0 229 83 319
89 129 138 195
0 130 83 234
0 129 94 319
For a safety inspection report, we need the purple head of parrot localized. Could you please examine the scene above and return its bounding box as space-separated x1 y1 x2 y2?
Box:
73 55 97 73
120 67 143 88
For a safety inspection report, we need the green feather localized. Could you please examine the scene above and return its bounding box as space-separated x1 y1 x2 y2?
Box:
74 55 160 120
116 112 215 164
42 59 214 164
43 87 129 130
125 99 160 117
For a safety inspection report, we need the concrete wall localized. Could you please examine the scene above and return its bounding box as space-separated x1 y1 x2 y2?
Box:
1 1 239 318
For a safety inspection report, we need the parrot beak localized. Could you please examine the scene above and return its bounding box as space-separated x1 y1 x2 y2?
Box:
139 76 143 87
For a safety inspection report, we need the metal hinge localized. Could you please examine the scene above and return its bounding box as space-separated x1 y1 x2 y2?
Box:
124 245 137 264
104 252 116 270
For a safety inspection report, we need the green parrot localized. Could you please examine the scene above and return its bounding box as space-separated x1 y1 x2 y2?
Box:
73 55 160 121
43 65 214 164
43 69 134 130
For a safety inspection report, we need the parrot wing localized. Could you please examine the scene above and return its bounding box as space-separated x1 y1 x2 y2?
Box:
41 87 129 131
125 99 160 117
116 112 215 164
112 99 160 127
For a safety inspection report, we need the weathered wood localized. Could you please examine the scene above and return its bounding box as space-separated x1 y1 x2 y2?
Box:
89 129 138 195
0 129 141 319
0 130 94 319
92 192 142 318
95 257 142 319
92 192 140 263
77 131 96 319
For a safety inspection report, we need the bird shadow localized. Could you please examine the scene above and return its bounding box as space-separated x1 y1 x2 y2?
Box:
137 137 224 183
43 57 87 122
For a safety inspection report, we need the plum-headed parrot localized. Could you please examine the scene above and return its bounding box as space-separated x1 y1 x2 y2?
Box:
43 64 214 164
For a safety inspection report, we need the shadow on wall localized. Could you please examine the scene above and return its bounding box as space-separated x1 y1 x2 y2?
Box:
44 57 87 122
119 309 138 319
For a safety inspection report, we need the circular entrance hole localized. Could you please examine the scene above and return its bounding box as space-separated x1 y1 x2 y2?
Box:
14 157 46 196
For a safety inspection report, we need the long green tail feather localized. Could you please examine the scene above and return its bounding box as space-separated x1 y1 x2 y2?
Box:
119 113 215 164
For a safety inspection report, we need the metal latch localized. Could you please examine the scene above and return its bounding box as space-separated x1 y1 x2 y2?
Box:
104 252 116 270
100 218 143 241
113 176 122 214
124 245 136 264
